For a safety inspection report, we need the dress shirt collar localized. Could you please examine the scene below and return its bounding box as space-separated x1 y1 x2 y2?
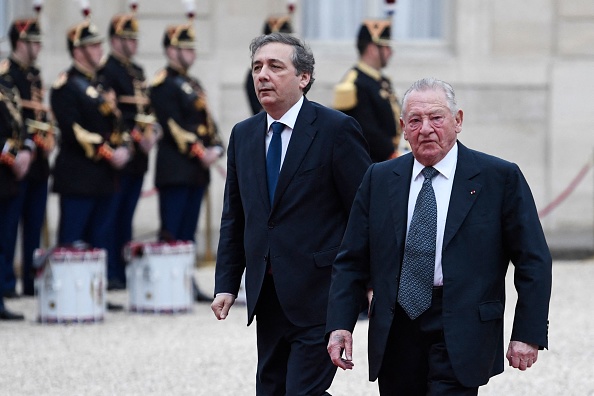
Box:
267 95 304 133
412 141 458 181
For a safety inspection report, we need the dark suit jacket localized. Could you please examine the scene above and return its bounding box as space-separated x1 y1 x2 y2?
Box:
326 142 552 387
215 97 371 327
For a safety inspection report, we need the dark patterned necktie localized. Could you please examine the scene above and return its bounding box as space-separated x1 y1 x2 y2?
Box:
398 166 439 320
266 121 284 203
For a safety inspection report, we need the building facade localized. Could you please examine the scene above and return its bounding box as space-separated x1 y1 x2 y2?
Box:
2 0 594 254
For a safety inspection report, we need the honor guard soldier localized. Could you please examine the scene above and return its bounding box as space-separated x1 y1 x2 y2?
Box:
150 9 224 302
50 11 130 269
98 3 157 291
244 15 294 115
0 23 35 319
333 19 404 162
3 3 55 298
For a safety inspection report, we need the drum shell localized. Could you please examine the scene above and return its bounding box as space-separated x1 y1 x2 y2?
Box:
34 248 107 324
126 241 194 314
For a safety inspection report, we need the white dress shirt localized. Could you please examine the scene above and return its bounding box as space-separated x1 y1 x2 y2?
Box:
407 142 458 286
265 96 304 168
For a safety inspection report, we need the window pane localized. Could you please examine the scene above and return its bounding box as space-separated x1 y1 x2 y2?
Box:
393 0 445 40
302 0 366 41
0 0 8 41
301 0 447 42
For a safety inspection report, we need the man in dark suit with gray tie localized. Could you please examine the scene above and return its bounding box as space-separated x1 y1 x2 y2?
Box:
326 77 552 395
211 33 371 395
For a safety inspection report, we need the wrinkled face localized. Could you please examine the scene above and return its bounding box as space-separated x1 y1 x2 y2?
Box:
252 42 310 118
401 89 463 166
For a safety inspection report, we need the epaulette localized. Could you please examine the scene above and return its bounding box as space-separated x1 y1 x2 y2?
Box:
333 69 358 110
52 72 68 89
151 69 167 87
0 59 9 75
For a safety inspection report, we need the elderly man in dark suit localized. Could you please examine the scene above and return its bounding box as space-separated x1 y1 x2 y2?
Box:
326 77 552 395
211 33 371 395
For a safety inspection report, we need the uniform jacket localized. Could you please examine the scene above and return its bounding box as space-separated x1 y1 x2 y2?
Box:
0 69 24 199
98 54 151 177
334 62 402 162
150 66 223 189
2 57 50 182
215 97 372 327
326 142 552 387
50 65 123 196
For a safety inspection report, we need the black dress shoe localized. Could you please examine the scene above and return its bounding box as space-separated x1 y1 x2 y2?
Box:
194 289 212 302
106 302 124 311
2 290 20 299
0 308 25 321
107 279 126 291
192 281 212 303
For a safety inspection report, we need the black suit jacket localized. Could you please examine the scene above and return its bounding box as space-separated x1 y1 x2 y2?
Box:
215 97 371 327
326 142 552 387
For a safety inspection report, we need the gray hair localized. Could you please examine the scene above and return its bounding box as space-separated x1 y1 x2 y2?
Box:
401 77 458 117
249 32 316 95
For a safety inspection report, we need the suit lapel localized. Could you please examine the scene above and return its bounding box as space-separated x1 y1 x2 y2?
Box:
248 115 271 210
271 98 318 208
443 142 482 249
389 155 414 252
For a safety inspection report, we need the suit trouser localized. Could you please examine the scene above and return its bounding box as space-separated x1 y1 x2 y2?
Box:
255 274 335 396
158 185 204 242
378 288 478 396
58 194 116 252
9 179 48 295
0 194 21 293
107 174 143 284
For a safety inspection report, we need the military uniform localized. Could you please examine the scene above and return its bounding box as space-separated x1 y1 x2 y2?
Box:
334 61 402 162
97 13 154 288
2 18 55 296
50 20 128 253
0 61 31 298
333 19 403 163
151 24 223 243
1 16 48 297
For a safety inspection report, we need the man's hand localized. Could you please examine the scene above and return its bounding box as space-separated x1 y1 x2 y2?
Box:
327 330 355 370
12 150 32 180
211 294 236 320
506 340 539 371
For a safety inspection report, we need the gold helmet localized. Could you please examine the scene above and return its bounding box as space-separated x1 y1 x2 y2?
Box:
66 1 103 53
357 19 392 47
163 0 196 48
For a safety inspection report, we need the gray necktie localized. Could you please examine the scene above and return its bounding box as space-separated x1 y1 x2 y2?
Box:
398 166 439 320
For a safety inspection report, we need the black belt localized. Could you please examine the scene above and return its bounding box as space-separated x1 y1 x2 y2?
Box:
432 286 443 298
